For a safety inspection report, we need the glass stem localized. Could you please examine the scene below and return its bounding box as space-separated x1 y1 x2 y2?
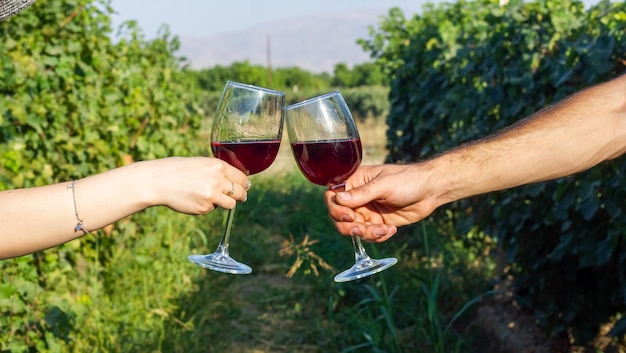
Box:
352 236 372 264
215 205 236 256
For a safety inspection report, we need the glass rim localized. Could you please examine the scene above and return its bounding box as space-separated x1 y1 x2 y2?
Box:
226 81 285 96
284 90 342 111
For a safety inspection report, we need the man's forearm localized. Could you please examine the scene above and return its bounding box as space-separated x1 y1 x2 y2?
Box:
431 74 626 206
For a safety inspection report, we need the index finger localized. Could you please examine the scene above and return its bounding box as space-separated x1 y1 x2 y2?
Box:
324 188 357 223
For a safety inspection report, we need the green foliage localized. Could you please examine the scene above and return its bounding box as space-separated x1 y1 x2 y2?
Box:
0 0 207 350
340 86 390 122
0 0 498 351
189 56 391 126
249 173 495 353
192 60 388 94
192 60 333 93
358 6 424 80
333 62 389 87
0 154 496 352
273 66 333 91
365 0 626 345
0 0 204 186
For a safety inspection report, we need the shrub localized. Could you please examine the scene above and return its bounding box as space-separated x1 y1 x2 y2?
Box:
363 0 626 344
0 0 207 349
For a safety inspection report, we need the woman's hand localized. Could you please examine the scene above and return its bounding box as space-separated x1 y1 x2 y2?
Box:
139 157 251 214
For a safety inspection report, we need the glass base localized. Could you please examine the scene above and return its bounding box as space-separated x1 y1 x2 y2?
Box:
188 253 252 275
334 257 397 283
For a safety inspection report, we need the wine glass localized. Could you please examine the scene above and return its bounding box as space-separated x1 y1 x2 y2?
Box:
188 81 285 274
284 91 397 282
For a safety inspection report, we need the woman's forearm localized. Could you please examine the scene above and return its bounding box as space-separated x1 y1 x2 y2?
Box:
0 157 250 259
0 163 157 259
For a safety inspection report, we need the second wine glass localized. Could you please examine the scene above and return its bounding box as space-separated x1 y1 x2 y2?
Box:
284 91 397 282
188 81 285 274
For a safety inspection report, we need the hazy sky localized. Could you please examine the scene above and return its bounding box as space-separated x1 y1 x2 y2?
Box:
109 0 442 38
109 0 601 39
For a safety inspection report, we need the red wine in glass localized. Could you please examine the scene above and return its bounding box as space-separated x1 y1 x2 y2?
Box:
284 90 397 282
290 139 362 186
212 140 281 176
188 81 285 275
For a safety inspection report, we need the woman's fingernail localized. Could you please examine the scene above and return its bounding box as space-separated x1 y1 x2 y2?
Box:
337 192 351 201
350 227 362 237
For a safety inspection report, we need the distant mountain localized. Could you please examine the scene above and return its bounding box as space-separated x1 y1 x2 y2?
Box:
176 10 386 74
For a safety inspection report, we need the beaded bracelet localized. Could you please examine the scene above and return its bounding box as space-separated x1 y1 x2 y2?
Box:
67 180 90 235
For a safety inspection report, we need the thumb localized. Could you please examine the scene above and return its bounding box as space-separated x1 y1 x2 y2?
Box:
335 183 378 208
